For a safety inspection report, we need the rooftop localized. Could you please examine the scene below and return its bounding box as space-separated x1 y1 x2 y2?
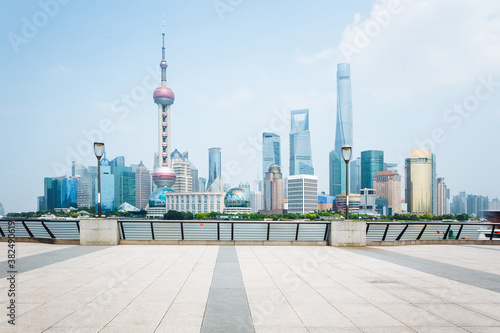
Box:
1 244 499 332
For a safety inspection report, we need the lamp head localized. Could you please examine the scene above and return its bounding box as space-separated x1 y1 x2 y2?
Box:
341 145 352 163
94 141 105 160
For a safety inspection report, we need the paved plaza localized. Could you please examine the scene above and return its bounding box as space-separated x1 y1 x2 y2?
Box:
0 243 499 332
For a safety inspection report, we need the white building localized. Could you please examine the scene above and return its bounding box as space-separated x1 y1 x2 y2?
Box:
287 175 318 214
165 192 225 215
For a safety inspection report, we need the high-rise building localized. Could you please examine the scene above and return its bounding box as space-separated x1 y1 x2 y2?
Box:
207 147 222 192
436 177 450 215
467 194 489 219
250 191 262 213
183 152 199 192
350 157 361 194
373 170 401 214
289 109 314 176
198 177 206 192
262 133 281 181
72 162 92 209
287 175 318 214
171 149 192 193
490 198 500 211
330 63 354 197
37 196 45 212
135 161 152 210
263 164 285 212
96 156 115 212
405 149 436 215
44 176 64 210
110 156 125 174
451 191 467 215
361 150 384 190
113 165 135 207
329 151 343 196
61 177 78 208
384 162 398 173
151 18 176 191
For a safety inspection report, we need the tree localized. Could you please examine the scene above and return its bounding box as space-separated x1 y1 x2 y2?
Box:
164 210 184 220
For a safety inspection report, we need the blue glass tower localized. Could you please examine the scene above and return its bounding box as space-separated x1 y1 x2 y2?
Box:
61 177 78 208
361 150 384 189
330 63 353 196
207 148 222 192
95 155 115 212
262 132 281 181
289 109 314 176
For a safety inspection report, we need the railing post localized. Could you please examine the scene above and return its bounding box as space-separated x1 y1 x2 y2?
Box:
295 223 300 241
120 221 126 240
490 225 496 241
150 222 155 240
217 222 220 241
443 224 452 240
180 222 184 240
382 224 390 241
231 222 234 241
395 224 409 241
22 221 34 238
41 222 55 239
0 226 4 237
456 224 464 240
417 224 427 240
267 223 271 241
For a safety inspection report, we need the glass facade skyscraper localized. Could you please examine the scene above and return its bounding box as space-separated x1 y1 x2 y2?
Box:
262 132 281 181
405 149 436 215
330 63 353 196
207 147 222 192
113 165 135 207
289 109 314 176
361 150 384 189
135 161 152 210
61 177 78 208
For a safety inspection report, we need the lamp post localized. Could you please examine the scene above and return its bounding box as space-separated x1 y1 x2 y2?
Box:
341 145 352 220
94 141 105 218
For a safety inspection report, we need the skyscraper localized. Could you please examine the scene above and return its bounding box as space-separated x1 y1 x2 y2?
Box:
330 63 353 196
113 166 135 207
287 175 318 214
289 109 314 176
72 162 92 209
262 132 281 181
405 149 436 215
263 164 285 212
183 151 199 192
61 177 78 208
207 147 222 192
361 150 384 189
171 149 192 193
96 156 115 212
436 177 450 215
350 157 361 194
44 176 63 210
373 170 402 214
135 161 152 210
151 18 176 190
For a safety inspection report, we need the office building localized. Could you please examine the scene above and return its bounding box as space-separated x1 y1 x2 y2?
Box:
330 63 354 197
263 164 285 212
329 151 344 196
287 175 318 214
290 109 314 176
335 193 361 214
72 162 92 209
405 149 436 215
163 192 225 217
318 195 335 211
451 191 467 215
436 177 450 215
207 147 222 192
171 149 193 193
110 156 125 174
96 156 115 212
490 198 500 211
135 161 152 210
250 191 262 213
61 177 78 208
198 177 206 192
262 132 281 181
113 165 135 207
37 196 44 212
384 162 398 173
373 170 402 214
44 176 64 210
183 152 199 192
467 194 489 219
350 157 361 194
361 150 384 190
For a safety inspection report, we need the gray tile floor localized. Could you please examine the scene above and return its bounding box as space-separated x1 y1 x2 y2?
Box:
0 243 499 332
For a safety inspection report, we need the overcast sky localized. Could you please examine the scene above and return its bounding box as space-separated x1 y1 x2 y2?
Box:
1 0 499 213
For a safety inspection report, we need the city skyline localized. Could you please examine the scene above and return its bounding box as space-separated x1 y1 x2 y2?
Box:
1 1 500 213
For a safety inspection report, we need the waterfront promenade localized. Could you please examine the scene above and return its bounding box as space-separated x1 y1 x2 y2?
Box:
1 244 499 332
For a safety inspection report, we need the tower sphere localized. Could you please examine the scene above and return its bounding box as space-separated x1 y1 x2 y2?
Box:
153 166 176 188
153 86 175 106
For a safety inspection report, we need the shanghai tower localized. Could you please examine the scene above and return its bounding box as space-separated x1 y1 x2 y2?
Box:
329 63 353 196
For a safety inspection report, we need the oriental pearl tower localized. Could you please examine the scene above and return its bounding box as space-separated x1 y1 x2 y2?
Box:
152 17 176 189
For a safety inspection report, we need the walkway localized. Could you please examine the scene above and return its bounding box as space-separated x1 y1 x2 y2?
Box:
0 243 499 332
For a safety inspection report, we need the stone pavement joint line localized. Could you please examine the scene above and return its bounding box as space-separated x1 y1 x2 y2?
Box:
353 247 500 293
201 246 255 332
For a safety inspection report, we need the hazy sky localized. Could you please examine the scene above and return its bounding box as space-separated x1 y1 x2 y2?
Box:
1 0 499 213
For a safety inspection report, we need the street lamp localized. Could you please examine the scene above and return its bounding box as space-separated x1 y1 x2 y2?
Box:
341 145 352 220
94 141 105 218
